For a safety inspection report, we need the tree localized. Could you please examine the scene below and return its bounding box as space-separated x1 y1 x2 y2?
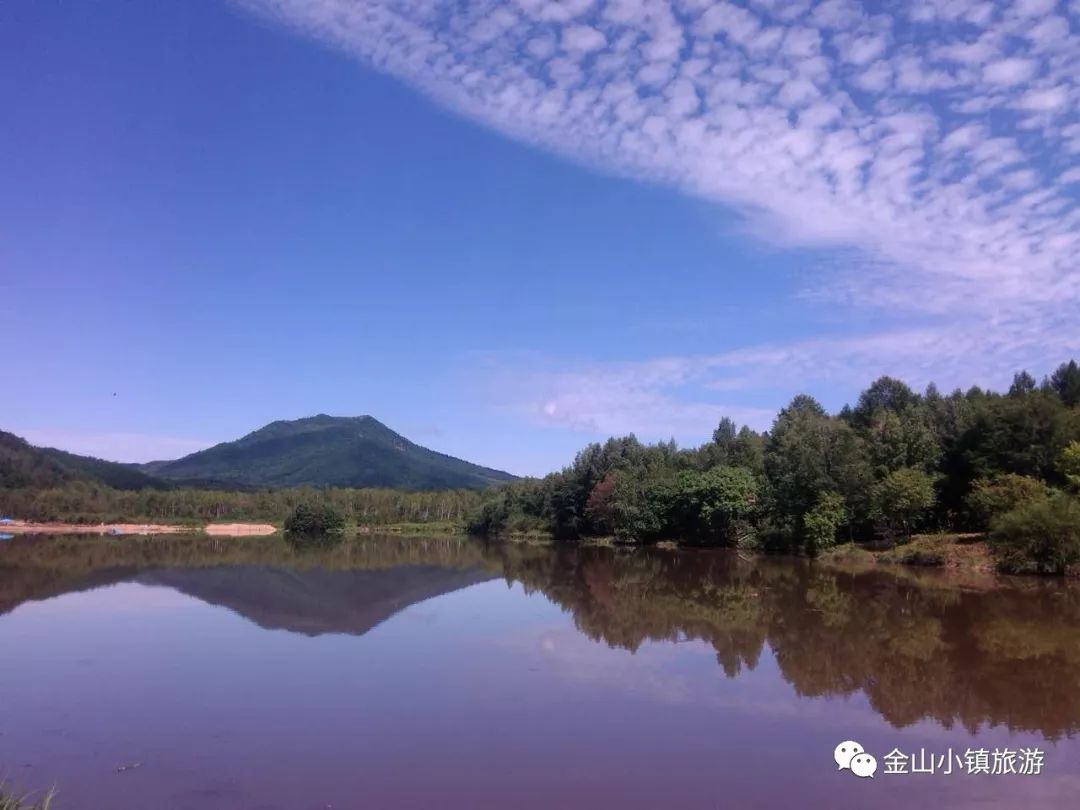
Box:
765 395 871 537
870 468 936 539
705 419 765 473
852 377 920 426
664 467 757 545
989 495 1080 575
802 492 846 555
1008 371 1037 397
862 409 940 476
1051 360 1080 407
960 390 1080 484
284 502 346 539
609 469 667 542
1059 441 1080 490
966 474 1053 530
585 472 619 535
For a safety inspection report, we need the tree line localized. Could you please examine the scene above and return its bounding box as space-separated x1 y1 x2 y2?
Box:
0 482 483 527
468 360 1080 571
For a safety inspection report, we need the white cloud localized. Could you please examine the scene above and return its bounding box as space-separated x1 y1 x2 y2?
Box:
562 24 607 52
1016 84 1069 110
236 0 1077 311
234 0 1080 438
983 57 1037 84
479 317 1080 441
839 33 888 66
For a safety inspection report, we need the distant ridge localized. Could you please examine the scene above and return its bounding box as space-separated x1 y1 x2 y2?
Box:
141 414 516 490
0 430 165 490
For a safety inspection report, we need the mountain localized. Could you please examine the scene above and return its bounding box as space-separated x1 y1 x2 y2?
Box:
0 430 166 490
142 414 516 490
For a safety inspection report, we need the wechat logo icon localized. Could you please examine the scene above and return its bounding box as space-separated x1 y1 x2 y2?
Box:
835 740 878 778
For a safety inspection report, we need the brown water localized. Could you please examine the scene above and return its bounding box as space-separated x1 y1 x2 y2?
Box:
2 533 1080 809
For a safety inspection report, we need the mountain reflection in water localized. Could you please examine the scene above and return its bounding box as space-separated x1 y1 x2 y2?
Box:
2 533 1079 739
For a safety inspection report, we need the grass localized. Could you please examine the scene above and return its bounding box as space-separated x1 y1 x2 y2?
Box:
0 784 56 810
876 533 992 568
820 533 996 572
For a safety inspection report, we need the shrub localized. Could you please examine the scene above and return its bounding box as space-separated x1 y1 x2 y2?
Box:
1059 441 1080 491
989 494 1080 575
802 492 846 555
284 502 346 540
894 550 946 567
966 474 1053 530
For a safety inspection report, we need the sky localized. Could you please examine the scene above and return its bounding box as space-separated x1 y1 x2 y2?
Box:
1 0 1078 477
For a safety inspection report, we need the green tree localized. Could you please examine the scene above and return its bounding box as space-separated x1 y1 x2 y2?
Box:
851 376 920 426
802 492 847 555
862 409 940 476
1059 441 1080 491
765 395 871 541
664 467 757 545
870 468 936 539
284 502 346 539
990 495 1080 575
1008 371 1037 397
961 391 1080 483
1050 360 1080 407
966 474 1053 530
704 419 765 474
609 470 667 543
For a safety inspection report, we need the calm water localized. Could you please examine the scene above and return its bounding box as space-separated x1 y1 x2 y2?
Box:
2 534 1080 809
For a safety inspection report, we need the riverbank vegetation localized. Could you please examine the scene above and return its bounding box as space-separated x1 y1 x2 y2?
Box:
468 361 1080 573
0 785 54 810
284 502 347 544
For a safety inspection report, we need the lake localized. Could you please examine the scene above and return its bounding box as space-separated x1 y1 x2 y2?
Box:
2 533 1079 809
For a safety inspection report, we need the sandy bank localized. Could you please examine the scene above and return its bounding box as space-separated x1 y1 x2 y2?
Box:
203 523 278 537
0 520 278 537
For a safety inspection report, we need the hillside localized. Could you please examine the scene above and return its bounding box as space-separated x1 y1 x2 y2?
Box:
0 430 166 491
142 415 515 490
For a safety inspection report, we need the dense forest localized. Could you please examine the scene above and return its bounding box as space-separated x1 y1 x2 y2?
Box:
469 361 1080 572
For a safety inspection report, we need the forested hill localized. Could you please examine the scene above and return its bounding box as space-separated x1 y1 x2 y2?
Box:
0 430 165 491
140 415 516 491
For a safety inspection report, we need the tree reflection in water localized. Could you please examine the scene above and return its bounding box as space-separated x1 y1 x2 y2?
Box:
3 534 1079 738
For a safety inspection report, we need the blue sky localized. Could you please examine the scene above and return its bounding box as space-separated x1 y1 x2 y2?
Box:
2 0 1078 476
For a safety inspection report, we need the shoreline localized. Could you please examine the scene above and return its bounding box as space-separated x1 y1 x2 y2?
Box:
0 520 278 537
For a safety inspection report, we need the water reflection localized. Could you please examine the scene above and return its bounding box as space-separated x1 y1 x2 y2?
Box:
2 534 1079 738
490 544 1080 739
